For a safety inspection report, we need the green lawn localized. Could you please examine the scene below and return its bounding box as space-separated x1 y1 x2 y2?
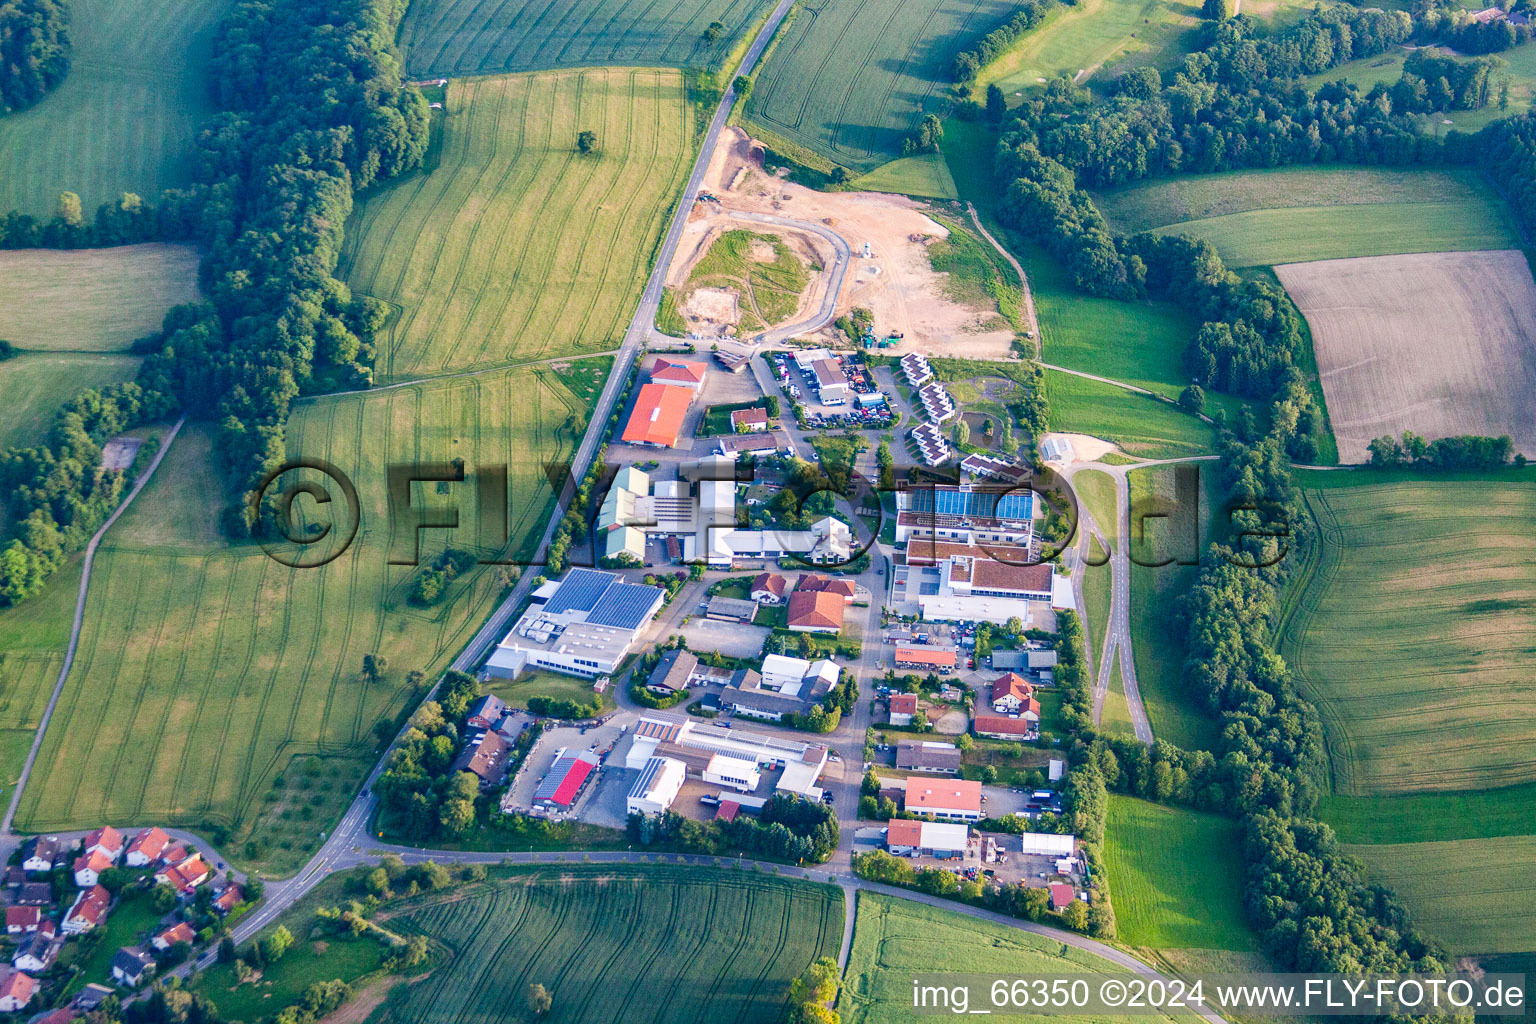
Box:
850 153 958 199
700 401 771 436
1278 472 1536 796
398 0 773 77
1093 166 1521 266
0 0 231 218
1103 796 1257 950
341 69 693 381
1072 470 1118 543
0 353 141 451
1081 549 1111 668
482 670 615 713
840 891 1206 1023
1045 372 1216 459
978 0 1203 103
1126 465 1223 752
63 885 163 995
744 0 1018 170
1346 836 1536 955
1100 653 1136 739
193 936 385 1021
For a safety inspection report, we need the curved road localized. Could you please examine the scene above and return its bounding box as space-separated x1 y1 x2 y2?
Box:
1 415 187 840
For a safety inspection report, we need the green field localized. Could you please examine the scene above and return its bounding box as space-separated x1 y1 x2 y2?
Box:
1126 464 1223 752
376 866 842 1024
0 0 230 218
0 353 141 451
15 362 595 872
195 933 385 1022
341 70 692 381
744 0 1018 170
399 0 773 77
977 0 1202 102
1321 781 1536 844
841 891 1203 1023
1104 796 1257 950
849 153 958 199
1072 470 1118 542
482 669 616 713
1278 472 1536 796
685 228 810 327
1304 44 1536 132
1093 166 1521 266
0 244 201 351
1101 655 1136 738
1045 372 1215 459
1346 836 1536 954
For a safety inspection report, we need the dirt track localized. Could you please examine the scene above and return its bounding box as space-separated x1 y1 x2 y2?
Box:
1277 249 1536 463
665 127 1016 357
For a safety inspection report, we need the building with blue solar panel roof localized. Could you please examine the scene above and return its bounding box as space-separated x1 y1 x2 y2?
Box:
480 568 666 681
893 483 1039 548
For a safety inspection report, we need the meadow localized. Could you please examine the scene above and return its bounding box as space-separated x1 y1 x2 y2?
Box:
1126 464 1224 752
378 866 842 1024
1278 472 1536 797
1320 780 1536 844
399 0 773 77
1045 372 1215 459
744 0 1018 170
14 362 599 872
341 69 692 382
1304 43 1536 131
1093 166 1521 266
0 353 141 451
0 0 230 218
1346 836 1536 954
1103 796 1257 950
977 0 1202 101
849 153 958 199
1100 656 1136 738
840 891 1205 1023
0 244 201 351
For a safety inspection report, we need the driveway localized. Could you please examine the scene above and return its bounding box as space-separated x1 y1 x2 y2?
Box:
679 616 770 658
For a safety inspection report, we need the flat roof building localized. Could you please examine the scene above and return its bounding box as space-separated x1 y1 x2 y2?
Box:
903 777 983 821
621 383 693 448
626 757 687 816
483 569 665 680
625 715 828 799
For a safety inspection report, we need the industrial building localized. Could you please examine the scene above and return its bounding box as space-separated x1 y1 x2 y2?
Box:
626 757 687 816
625 716 828 801
903 777 983 821
885 819 969 858
481 569 665 680
533 749 601 810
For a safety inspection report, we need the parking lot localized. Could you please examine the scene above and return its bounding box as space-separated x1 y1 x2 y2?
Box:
767 350 895 430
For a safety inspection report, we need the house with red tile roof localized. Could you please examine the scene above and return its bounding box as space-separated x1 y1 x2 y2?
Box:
125 827 170 867
991 672 1035 712
649 358 707 389
729 406 768 431
796 574 856 602
151 922 196 951
4 907 38 935
750 572 787 604
82 826 123 863
62 886 110 935
213 885 244 916
786 590 844 633
155 854 210 895
0 969 36 1012
73 848 114 888
1049 883 1077 910
888 692 918 726
32 1008 77 1024
973 712 1038 740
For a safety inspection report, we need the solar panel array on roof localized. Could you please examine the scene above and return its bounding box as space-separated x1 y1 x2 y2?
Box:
542 568 613 616
587 580 663 630
906 488 1032 520
533 755 579 802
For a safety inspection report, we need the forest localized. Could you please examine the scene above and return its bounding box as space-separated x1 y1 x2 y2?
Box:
0 0 69 113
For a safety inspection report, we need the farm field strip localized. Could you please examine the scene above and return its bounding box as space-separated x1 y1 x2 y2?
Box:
1277 250 1536 466
399 0 774 77
745 0 1018 170
1280 477 1536 796
0 244 201 352
0 0 231 218
377 867 842 1024
1346 835 1536 954
15 365 589 867
342 69 692 381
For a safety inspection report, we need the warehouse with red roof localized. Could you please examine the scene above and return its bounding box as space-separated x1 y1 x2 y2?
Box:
621 383 693 448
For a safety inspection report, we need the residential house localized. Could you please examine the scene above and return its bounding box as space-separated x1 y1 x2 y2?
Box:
73 849 114 888
785 590 843 633
5 907 39 935
991 673 1035 713
154 854 210 895
465 694 507 730
1049 883 1077 910
973 713 1037 740
649 358 707 390
796 574 856 603
647 650 698 695
4 866 23 890
212 885 244 916
151 922 196 952
0 970 35 1012
33 1009 77 1024
111 947 155 988
750 573 787 604
62 886 110 935
82 826 124 863
730 407 769 432
896 741 961 774
888 693 917 726
74 984 116 1012
15 883 51 907
124 827 170 867
20 836 68 874
450 730 511 788
12 932 59 973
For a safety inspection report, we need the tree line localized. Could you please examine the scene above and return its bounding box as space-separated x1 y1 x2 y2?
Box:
950 0 1059 83
627 792 841 863
0 0 68 113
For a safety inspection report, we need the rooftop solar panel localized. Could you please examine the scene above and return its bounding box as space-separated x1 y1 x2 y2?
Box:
542 568 614 615
907 488 1032 520
587 581 663 629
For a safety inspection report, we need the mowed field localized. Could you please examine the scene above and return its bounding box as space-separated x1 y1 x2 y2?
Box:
342 70 692 381
1093 166 1521 266
840 892 1204 1024
1103 796 1257 950
0 354 141 452
377 867 843 1024
744 0 1018 170
1277 250 1536 463
1279 472 1536 797
0 244 201 351
399 0 773 77
0 0 230 218
1345 836 1536 954
978 0 1202 100
14 362 598 869
850 153 958 200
